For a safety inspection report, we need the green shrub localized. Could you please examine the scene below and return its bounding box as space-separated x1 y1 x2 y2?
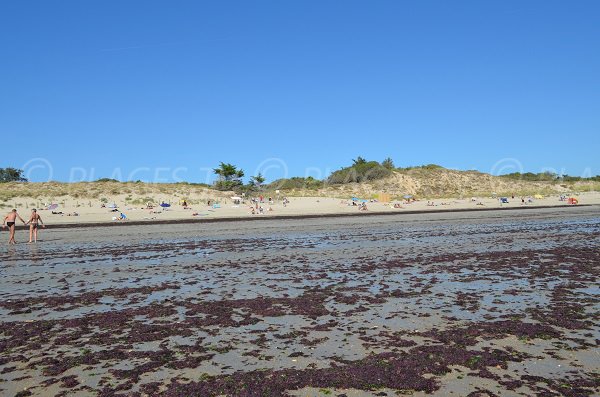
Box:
398 164 445 171
267 177 324 190
328 161 392 184
95 178 120 182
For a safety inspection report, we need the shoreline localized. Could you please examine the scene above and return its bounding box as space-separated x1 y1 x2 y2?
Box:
13 203 597 230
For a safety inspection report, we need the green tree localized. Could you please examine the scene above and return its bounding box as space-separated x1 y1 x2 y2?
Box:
213 162 245 191
352 156 367 166
213 162 244 180
0 168 27 183
250 173 266 188
382 157 395 170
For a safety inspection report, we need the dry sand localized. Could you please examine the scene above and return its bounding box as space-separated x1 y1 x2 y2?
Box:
3 191 600 226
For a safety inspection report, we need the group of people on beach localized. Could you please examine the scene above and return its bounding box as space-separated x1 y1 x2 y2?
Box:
2 209 45 244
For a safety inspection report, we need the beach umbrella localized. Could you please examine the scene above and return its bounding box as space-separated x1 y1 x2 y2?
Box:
351 197 359 201
47 203 58 210
360 199 369 203
403 195 413 199
160 202 171 208
108 203 118 208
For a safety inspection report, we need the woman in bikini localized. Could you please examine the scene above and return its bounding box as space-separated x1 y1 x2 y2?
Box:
26 209 45 243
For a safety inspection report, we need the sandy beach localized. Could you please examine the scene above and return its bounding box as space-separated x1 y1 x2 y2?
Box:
3 191 600 227
1 206 598 396
3 1 599 395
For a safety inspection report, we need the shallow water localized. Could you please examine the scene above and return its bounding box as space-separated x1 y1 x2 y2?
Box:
1 206 599 396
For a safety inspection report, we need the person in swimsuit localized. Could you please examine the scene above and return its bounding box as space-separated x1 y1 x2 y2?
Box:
3 209 26 245
26 209 45 243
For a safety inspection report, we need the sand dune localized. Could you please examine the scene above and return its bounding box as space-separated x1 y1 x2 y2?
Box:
1 168 598 225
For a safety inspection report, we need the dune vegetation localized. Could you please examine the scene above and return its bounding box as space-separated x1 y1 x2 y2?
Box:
1 161 599 209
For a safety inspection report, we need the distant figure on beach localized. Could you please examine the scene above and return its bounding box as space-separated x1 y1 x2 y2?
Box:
26 209 45 243
3 209 26 245
112 212 127 221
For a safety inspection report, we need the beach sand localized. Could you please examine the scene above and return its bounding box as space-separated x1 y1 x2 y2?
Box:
3 191 600 226
1 206 598 396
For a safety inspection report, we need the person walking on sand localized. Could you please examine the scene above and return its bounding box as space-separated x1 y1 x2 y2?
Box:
25 209 45 243
3 209 26 245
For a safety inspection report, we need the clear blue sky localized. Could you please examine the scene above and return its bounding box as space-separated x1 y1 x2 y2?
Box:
1 1 599 183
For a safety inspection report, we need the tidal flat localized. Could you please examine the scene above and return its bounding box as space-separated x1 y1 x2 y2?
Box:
1 207 599 397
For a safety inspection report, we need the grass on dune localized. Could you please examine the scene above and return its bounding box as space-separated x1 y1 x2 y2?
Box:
1 172 598 204
0 181 221 205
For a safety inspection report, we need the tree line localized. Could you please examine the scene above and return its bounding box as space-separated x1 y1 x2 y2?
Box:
500 171 600 182
0 168 27 183
4 162 598 190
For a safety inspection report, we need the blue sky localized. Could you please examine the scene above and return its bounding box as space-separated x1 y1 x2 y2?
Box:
1 1 599 183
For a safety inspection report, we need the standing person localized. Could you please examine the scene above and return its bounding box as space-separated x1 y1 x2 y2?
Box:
26 209 45 243
3 209 26 245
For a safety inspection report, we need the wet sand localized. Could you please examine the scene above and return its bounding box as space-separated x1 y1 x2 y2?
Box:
1 207 599 396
